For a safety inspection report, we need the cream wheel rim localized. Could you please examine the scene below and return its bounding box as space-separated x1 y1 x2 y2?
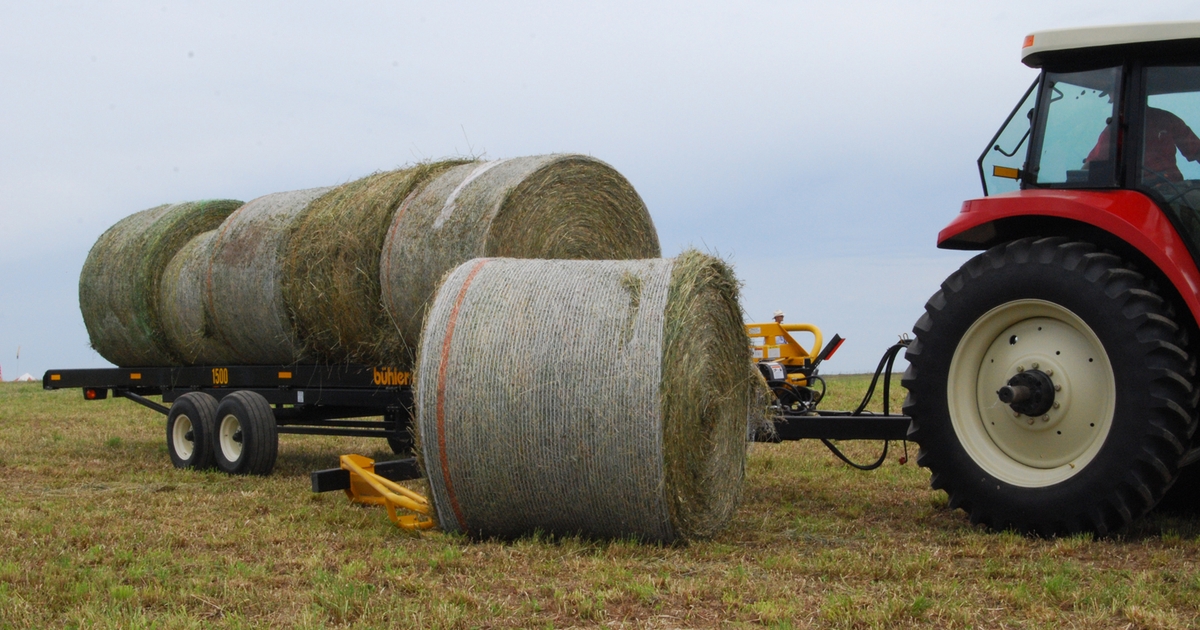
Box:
172 414 195 460
219 414 243 462
948 299 1115 487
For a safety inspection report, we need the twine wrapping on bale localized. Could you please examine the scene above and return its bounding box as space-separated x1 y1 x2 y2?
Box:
382 154 661 367
414 251 751 542
206 187 333 365
159 231 232 365
280 161 470 365
80 199 243 367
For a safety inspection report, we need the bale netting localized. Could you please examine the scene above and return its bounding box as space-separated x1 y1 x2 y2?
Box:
382 154 661 367
79 199 243 367
206 187 333 365
159 230 233 365
414 251 752 542
280 160 470 365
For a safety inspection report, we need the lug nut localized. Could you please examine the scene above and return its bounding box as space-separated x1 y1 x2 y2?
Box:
1053 402 1060 409
1014 411 1021 417
1032 362 1040 369
1054 384 1062 392
1046 369 1054 376
1027 417 1036 425
1017 365 1025 372
1041 415 1050 422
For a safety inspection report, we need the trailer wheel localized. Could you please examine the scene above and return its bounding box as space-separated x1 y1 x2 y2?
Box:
167 392 218 470
214 391 278 476
903 237 1196 535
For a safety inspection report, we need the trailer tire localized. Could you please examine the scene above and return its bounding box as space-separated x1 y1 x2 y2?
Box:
903 237 1196 536
214 391 278 476
167 392 218 470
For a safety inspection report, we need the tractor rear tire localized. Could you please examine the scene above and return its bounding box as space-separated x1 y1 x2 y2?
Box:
214 391 279 476
167 392 218 470
903 237 1196 535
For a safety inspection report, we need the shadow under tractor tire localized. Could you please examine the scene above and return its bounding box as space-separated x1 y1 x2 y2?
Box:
903 237 1197 536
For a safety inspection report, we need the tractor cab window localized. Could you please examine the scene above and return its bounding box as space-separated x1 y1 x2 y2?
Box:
1136 65 1200 253
1031 67 1121 187
979 79 1038 196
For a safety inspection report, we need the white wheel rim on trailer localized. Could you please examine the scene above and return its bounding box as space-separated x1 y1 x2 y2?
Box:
219 414 243 462
948 299 1115 487
172 414 195 460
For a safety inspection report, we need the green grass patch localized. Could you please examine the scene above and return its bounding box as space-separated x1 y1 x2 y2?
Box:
0 378 1196 627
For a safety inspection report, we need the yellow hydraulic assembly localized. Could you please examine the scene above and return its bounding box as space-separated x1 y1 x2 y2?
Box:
747 319 845 415
339 454 436 532
745 322 824 388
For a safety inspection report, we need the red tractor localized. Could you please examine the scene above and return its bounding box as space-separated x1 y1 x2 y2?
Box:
904 22 1200 535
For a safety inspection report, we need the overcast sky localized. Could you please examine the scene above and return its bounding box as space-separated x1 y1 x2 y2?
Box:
2 1 1198 378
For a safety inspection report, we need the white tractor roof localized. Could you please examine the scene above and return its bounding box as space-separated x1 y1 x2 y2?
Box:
1022 21 1200 67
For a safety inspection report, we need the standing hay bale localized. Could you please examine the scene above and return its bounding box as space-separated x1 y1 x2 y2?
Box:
280 160 470 365
415 251 751 542
159 230 232 365
382 154 660 367
206 187 333 365
79 199 243 367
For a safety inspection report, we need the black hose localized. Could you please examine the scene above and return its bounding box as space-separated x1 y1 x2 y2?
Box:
820 339 910 471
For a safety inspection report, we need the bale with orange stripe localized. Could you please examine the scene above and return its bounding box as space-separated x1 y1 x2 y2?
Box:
382 155 661 368
414 251 752 542
80 199 243 367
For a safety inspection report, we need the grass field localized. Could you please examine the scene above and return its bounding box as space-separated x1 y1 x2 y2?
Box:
0 377 1198 628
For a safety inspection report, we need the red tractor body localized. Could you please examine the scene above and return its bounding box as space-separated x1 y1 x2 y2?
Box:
904 22 1200 535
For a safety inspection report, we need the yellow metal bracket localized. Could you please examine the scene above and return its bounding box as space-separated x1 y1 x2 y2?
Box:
339 454 436 532
745 322 823 365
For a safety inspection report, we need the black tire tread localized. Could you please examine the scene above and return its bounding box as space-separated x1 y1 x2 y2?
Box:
167 392 218 470
214 391 278 476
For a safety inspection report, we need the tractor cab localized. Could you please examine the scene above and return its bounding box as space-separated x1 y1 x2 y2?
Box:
979 22 1200 258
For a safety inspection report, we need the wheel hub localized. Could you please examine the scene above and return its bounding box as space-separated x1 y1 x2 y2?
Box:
997 369 1056 417
949 300 1116 486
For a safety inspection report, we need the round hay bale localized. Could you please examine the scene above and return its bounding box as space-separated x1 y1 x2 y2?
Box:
159 230 233 365
415 251 750 542
206 187 333 365
382 154 661 367
79 199 243 367
280 161 470 365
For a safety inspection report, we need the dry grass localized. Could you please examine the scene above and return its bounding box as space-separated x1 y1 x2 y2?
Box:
1 378 1198 628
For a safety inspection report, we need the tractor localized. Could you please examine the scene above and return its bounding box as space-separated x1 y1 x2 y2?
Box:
903 21 1200 535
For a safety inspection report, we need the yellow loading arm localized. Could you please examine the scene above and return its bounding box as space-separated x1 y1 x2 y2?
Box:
340 454 436 532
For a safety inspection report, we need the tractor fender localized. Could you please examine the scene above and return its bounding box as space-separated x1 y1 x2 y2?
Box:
937 189 1200 326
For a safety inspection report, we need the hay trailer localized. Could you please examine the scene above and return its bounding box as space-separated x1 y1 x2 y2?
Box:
41 322 914 481
904 22 1200 536
41 365 418 477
